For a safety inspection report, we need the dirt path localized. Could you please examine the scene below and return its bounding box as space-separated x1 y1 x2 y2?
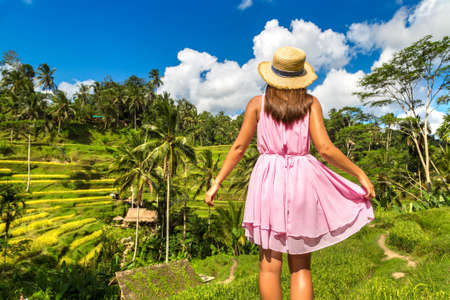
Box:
218 257 238 284
377 232 417 279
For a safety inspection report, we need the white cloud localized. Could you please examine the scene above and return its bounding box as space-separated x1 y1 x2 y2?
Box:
252 19 350 71
156 0 448 120
158 48 262 114
348 0 450 69
57 79 95 99
370 46 396 71
158 19 351 115
310 69 366 118
238 0 253 10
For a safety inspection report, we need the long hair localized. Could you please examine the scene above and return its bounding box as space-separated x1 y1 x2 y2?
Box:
264 84 313 127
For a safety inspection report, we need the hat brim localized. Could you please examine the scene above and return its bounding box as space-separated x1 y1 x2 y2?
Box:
258 61 317 89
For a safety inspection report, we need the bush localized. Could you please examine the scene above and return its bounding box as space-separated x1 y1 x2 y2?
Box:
0 142 14 156
386 220 428 253
39 147 63 162
414 234 450 257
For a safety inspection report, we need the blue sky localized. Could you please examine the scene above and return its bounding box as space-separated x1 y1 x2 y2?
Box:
1 0 449 132
0 0 419 82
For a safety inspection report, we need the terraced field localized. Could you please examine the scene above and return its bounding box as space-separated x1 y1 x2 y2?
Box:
0 143 246 265
0 145 126 266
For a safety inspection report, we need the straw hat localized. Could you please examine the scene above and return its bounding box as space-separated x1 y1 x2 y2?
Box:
258 46 317 89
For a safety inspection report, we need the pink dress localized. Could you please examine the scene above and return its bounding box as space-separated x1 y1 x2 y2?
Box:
242 93 375 254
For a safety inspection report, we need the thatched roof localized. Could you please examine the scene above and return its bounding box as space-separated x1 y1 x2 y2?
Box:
123 208 157 223
113 216 124 221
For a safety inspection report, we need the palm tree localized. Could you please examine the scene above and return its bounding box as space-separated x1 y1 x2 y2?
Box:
36 63 56 92
171 159 196 247
0 184 26 264
1 64 35 95
125 75 145 129
50 90 76 135
73 83 93 123
135 96 196 263
192 149 221 234
108 130 158 262
215 200 246 256
149 69 162 90
228 144 259 200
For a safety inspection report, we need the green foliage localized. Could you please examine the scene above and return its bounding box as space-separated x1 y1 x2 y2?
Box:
0 141 14 156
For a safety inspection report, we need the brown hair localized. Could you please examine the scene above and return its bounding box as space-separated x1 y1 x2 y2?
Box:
264 85 313 127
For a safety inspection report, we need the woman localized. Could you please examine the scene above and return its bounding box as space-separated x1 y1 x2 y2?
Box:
205 46 375 300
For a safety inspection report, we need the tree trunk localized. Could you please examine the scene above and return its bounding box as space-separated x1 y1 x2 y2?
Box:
3 233 7 265
183 166 187 242
165 166 170 263
419 162 423 199
58 119 61 136
208 206 211 235
26 134 31 193
409 132 430 193
131 185 135 208
423 89 432 192
132 195 140 262
132 183 144 262
207 180 211 235
384 126 391 164
10 129 13 144
422 120 432 192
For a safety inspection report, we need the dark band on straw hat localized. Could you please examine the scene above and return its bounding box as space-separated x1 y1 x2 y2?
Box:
271 65 306 78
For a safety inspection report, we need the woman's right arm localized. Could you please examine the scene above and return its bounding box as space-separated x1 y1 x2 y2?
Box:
309 96 375 199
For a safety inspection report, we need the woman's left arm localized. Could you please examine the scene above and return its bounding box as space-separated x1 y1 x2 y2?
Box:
204 96 260 206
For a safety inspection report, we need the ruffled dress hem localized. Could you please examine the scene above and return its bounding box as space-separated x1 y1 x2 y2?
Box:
242 202 374 254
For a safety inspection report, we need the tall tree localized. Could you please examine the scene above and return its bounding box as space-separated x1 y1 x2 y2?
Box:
192 149 221 235
36 63 56 92
228 144 259 200
125 75 146 129
355 35 449 192
109 130 157 262
136 96 196 263
50 90 76 135
149 69 162 90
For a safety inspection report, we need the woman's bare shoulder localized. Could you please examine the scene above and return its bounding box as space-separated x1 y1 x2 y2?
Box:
308 94 319 104
247 95 262 119
308 94 322 112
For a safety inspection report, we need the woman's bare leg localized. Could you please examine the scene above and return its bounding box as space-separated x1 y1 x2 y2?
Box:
258 245 283 300
288 251 313 300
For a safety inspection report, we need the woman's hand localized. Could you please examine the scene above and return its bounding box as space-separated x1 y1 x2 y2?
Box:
358 174 376 200
205 183 219 207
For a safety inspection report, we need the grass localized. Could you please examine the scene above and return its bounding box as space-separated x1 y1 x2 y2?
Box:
169 208 449 299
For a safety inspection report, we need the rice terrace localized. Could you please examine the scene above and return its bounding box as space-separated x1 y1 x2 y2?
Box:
0 0 449 299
